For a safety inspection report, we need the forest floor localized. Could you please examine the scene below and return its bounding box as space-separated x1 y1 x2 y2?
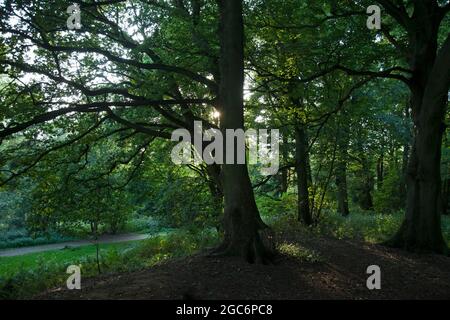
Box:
37 230 450 300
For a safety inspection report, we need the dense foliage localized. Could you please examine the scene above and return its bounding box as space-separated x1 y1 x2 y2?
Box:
0 0 449 298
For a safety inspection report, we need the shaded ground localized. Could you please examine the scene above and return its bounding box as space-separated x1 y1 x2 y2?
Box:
0 234 150 257
37 231 450 300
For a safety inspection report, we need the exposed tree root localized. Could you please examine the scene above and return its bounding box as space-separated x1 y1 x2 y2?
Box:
383 223 449 256
209 228 277 264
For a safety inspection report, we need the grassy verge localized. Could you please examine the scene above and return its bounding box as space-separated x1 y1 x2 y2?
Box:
0 229 218 299
0 217 160 250
3 208 449 299
0 241 141 278
0 230 78 250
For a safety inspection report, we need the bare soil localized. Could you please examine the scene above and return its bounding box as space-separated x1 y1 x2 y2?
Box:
37 230 450 300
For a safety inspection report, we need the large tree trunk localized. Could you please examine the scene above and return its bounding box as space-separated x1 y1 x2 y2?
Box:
400 100 412 202
442 178 449 215
387 5 450 254
389 100 448 253
214 0 274 263
295 125 312 225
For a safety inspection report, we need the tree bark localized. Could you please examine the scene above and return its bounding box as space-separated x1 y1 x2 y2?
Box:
280 168 288 194
400 100 412 202
279 141 289 195
386 4 450 254
376 155 384 189
295 125 312 225
213 0 274 263
358 156 374 211
336 145 349 216
335 164 349 216
442 178 449 216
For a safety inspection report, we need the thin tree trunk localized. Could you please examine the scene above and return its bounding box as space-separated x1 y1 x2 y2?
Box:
280 168 288 194
335 159 349 216
295 125 312 225
316 136 338 221
335 168 349 216
279 142 289 195
376 155 384 189
213 0 274 263
360 156 374 210
335 123 350 216
307 153 314 213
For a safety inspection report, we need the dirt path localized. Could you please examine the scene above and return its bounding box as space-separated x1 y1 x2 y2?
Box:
37 230 450 300
0 233 150 257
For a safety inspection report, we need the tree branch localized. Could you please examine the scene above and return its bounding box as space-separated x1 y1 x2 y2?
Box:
105 108 173 139
0 118 107 186
377 0 411 29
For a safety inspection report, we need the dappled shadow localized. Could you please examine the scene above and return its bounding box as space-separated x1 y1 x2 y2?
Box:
38 232 450 300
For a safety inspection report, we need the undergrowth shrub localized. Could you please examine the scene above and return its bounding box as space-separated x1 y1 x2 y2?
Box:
314 210 403 242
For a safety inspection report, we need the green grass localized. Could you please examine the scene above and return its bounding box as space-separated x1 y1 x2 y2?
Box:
277 242 323 263
0 217 160 250
0 228 218 299
2 209 449 299
0 241 140 278
316 211 403 243
0 229 78 250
